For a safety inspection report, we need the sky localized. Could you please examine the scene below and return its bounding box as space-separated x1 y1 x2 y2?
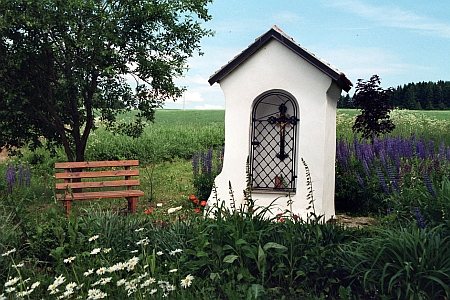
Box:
164 0 450 109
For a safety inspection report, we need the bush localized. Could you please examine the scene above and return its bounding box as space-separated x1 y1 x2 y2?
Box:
339 225 450 299
192 147 224 200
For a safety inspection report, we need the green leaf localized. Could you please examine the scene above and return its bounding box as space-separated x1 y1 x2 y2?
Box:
236 238 248 246
263 242 287 252
223 254 239 264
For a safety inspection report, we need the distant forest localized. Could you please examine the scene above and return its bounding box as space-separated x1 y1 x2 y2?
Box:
338 80 450 110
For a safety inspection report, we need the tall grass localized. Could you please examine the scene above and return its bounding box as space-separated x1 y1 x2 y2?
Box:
85 110 225 164
337 109 450 146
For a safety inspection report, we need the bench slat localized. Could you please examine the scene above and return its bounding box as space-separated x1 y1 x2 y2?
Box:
56 190 145 201
55 169 139 179
56 180 140 190
55 160 140 169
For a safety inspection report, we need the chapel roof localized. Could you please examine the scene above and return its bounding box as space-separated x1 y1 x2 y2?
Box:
208 25 353 92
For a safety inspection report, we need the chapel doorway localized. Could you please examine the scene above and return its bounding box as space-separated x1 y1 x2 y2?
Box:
250 90 299 192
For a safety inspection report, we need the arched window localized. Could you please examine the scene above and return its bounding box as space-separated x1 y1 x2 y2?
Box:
250 90 299 192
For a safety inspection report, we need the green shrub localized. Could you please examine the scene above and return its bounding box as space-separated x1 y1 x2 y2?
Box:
339 225 450 299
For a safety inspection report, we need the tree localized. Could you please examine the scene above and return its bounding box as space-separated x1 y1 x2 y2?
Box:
352 75 395 143
0 0 212 161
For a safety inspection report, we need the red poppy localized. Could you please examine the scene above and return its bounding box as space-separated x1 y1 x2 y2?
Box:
189 194 196 200
194 208 201 213
193 199 199 205
145 209 153 214
200 200 207 207
279 217 285 223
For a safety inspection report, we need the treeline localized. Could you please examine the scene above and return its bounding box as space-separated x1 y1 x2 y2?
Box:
339 80 450 110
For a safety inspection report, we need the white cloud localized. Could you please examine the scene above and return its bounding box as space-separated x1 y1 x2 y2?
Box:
270 12 303 24
181 91 204 103
312 46 430 87
194 104 224 110
328 0 450 38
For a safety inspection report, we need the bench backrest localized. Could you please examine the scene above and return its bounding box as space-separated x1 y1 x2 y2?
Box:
55 160 141 191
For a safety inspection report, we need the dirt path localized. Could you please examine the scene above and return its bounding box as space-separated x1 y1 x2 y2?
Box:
335 214 378 228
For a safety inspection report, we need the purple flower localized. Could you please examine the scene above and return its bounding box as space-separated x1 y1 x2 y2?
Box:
356 172 365 189
4 163 16 194
414 206 426 229
25 164 31 187
423 174 436 198
192 154 199 177
386 163 398 193
377 168 389 195
18 162 24 186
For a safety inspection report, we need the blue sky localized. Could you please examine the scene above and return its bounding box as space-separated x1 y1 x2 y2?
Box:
165 0 450 109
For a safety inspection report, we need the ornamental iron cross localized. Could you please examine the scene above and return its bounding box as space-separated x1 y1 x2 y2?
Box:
267 103 298 161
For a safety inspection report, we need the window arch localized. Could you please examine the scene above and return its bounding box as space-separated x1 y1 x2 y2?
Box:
250 90 299 192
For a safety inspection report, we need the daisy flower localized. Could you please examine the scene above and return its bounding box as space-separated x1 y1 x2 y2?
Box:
96 267 107 275
63 256 76 263
88 235 99 242
66 282 77 290
169 268 178 273
1 248 16 257
5 277 19 287
128 256 139 265
116 279 126 286
12 263 24 268
90 248 101 255
181 274 194 288
169 248 183 255
84 269 94 277
53 275 66 286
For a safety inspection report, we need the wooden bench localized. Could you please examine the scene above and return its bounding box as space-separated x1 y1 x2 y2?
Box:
55 160 144 215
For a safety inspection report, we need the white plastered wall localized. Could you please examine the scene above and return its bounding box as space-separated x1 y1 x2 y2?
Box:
208 39 340 220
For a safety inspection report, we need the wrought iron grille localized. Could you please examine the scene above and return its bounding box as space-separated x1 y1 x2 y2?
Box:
250 91 299 192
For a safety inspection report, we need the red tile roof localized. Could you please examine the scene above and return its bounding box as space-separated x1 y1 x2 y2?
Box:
208 26 352 92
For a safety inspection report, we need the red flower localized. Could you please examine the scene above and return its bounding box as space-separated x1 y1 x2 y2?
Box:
189 194 196 200
200 200 207 207
194 208 201 213
279 217 285 223
193 199 199 205
145 209 153 214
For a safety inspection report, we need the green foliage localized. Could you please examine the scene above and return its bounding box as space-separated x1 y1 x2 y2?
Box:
192 148 224 200
0 0 213 161
352 75 395 142
339 225 450 299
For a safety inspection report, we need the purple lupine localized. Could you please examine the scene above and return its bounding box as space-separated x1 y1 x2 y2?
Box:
362 157 371 177
205 148 213 174
428 139 435 159
18 162 24 186
4 163 16 194
386 163 398 193
377 167 390 194
192 153 199 177
423 174 436 198
356 172 365 189
25 164 31 187
414 206 426 229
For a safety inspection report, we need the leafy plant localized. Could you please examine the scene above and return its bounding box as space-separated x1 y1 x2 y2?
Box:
352 75 395 143
339 225 450 299
192 147 224 200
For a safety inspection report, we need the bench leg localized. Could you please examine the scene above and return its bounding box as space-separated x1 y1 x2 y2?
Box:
127 197 137 213
64 200 72 217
